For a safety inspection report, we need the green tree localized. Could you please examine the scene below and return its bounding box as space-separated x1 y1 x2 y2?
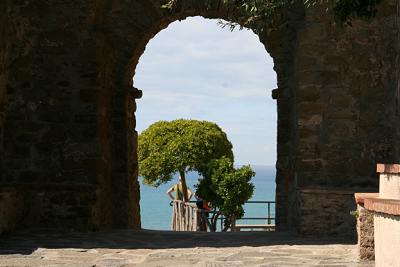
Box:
138 119 234 201
219 0 383 32
196 157 255 231
164 0 383 32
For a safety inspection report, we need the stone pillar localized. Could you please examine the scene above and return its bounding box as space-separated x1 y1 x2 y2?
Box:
354 193 378 260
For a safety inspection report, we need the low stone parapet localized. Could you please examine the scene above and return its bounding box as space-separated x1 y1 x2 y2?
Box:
355 164 400 266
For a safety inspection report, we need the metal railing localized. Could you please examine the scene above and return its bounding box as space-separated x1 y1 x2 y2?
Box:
186 200 275 231
237 200 275 225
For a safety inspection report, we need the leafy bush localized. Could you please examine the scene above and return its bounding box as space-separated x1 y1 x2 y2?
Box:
196 157 255 231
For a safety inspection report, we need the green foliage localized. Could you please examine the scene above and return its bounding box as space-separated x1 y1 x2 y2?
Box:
138 119 233 187
163 0 383 32
221 0 383 31
350 209 360 218
222 0 298 32
196 157 255 221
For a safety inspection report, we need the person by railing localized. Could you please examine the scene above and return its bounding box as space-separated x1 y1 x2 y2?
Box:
166 175 193 202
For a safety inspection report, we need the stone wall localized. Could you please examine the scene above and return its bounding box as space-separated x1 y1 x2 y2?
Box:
298 189 357 238
0 188 24 235
357 205 374 260
397 0 400 155
0 0 8 184
293 0 400 234
354 193 377 261
0 1 129 231
0 185 97 234
299 1 399 186
0 0 399 236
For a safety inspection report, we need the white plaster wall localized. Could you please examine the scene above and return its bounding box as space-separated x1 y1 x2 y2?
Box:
379 174 400 200
374 214 400 267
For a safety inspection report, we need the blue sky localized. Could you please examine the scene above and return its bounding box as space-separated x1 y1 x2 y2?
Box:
134 17 277 166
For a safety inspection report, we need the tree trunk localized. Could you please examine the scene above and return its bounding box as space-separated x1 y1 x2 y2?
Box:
179 170 189 202
211 212 220 232
222 215 236 232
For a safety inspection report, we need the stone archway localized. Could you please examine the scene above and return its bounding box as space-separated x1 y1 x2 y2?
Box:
117 1 299 231
133 15 280 231
0 0 399 237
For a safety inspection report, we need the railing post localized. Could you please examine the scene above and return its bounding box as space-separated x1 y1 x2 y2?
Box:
171 202 175 230
267 202 271 225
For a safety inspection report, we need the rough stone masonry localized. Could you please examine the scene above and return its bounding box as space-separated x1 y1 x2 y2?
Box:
0 0 399 238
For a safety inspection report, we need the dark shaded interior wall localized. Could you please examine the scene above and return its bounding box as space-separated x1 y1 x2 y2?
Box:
0 0 399 236
298 0 399 190
294 0 400 236
397 1 400 162
0 0 294 233
0 1 138 230
0 0 8 183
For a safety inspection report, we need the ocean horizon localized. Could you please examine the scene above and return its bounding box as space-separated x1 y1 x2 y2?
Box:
140 164 276 230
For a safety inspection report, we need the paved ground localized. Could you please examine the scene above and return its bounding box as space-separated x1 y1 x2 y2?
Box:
0 230 373 267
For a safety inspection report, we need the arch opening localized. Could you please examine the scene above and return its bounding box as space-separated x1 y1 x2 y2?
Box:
132 16 279 230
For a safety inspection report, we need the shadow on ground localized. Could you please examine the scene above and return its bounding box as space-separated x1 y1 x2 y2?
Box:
0 229 356 255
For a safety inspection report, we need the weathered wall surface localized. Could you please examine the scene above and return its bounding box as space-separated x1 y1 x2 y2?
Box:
0 1 129 231
0 0 399 236
397 0 400 158
292 0 400 235
356 202 375 260
0 0 8 185
298 189 357 238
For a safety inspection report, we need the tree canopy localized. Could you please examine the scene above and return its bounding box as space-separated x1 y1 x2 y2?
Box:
138 119 234 196
225 0 383 30
196 157 255 231
163 0 383 32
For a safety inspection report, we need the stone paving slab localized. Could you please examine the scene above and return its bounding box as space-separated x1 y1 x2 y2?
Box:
0 230 374 267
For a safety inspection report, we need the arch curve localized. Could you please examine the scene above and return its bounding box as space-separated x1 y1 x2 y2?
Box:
102 0 299 230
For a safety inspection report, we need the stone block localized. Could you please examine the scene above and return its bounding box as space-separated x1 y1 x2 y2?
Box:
299 188 357 239
354 194 378 261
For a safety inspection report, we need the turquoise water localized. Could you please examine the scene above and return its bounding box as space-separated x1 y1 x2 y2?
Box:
140 165 276 230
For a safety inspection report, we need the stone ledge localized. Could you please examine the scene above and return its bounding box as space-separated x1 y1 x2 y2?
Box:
355 193 379 205
364 198 400 216
376 163 400 174
301 188 364 195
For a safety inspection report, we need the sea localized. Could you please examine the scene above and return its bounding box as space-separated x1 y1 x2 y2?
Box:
140 165 276 230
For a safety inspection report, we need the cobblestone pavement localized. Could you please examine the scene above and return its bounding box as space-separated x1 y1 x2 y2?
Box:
0 230 374 267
